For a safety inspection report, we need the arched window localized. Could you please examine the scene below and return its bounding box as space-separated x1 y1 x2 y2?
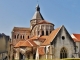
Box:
23 35 24 39
20 35 22 39
28 36 29 39
46 30 48 35
60 47 67 59
42 31 44 36
17 34 19 39
14 35 16 39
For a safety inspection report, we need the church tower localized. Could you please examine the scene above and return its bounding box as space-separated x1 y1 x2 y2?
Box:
30 4 44 29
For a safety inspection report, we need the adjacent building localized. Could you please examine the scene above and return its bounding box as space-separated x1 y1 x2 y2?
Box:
0 33 10 60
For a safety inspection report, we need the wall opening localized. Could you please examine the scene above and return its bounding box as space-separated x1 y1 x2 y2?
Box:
60 47 67 59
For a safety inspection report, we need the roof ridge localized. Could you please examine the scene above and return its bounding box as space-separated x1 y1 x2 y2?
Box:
42 25 62 45
27 40 33 46
50 25 62 43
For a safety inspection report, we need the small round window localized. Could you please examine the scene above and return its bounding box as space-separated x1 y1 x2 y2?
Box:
62 36 65 40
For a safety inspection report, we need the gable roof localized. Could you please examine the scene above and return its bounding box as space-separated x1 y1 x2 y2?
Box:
14 40 37 48
42 26 62 46
72 34 80 42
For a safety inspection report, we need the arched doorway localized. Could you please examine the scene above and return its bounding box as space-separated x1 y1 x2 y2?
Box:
60 47 67 59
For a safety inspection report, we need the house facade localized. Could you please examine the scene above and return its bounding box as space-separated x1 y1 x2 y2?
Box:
10 4 80 60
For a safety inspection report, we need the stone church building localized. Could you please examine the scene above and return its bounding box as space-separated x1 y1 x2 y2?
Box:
10 4 80 60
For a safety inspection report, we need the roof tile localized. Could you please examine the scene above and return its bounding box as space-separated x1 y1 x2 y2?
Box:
38 47 45 55
72 34 80 42
42 26 61 45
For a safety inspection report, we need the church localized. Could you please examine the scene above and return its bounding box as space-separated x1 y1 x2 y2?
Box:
10 4 80 60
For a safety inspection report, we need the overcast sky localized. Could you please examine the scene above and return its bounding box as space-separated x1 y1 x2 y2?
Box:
0 0 80 36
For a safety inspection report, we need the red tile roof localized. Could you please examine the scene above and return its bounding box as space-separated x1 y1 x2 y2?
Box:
42 26 62 46
72 34 80 42
38 47 45 55
29 36 48 41
20 40 37 47
39 36 48 40
14 41 24 48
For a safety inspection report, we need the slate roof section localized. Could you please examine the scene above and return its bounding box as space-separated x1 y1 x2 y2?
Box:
32 4 44 20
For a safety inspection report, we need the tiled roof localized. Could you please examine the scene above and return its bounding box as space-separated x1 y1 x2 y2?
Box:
37 20 54 25
72 34 80 42
29 36 48 41
38 47 45 55
30 36 38 40
14 41 24 48
39 36 48 40
28 40 37 46
13 27 30 31
72 38 79 42
42 26 62 46
20 40 37 47
31 20 54 31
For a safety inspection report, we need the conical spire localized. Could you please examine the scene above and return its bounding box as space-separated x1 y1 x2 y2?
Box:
36 4 40 11
32 4 44 20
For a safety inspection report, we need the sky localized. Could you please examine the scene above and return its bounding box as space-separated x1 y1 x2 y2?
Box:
0 0 80 36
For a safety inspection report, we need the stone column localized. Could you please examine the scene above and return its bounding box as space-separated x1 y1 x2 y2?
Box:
44 25 46 36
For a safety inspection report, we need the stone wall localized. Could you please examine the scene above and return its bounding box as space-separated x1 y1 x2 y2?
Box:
51 26 76 59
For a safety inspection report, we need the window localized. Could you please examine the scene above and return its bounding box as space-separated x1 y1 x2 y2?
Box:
60 47 67 59
38 31 39 35
14 35 16 39
20 35 22 39
23 35 24 39
17 34 19 39
42 31 44 35
28 36 29 39
46 31 48 35
62 36 65 40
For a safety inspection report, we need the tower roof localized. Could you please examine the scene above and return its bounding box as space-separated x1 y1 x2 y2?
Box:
32 4 44 20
